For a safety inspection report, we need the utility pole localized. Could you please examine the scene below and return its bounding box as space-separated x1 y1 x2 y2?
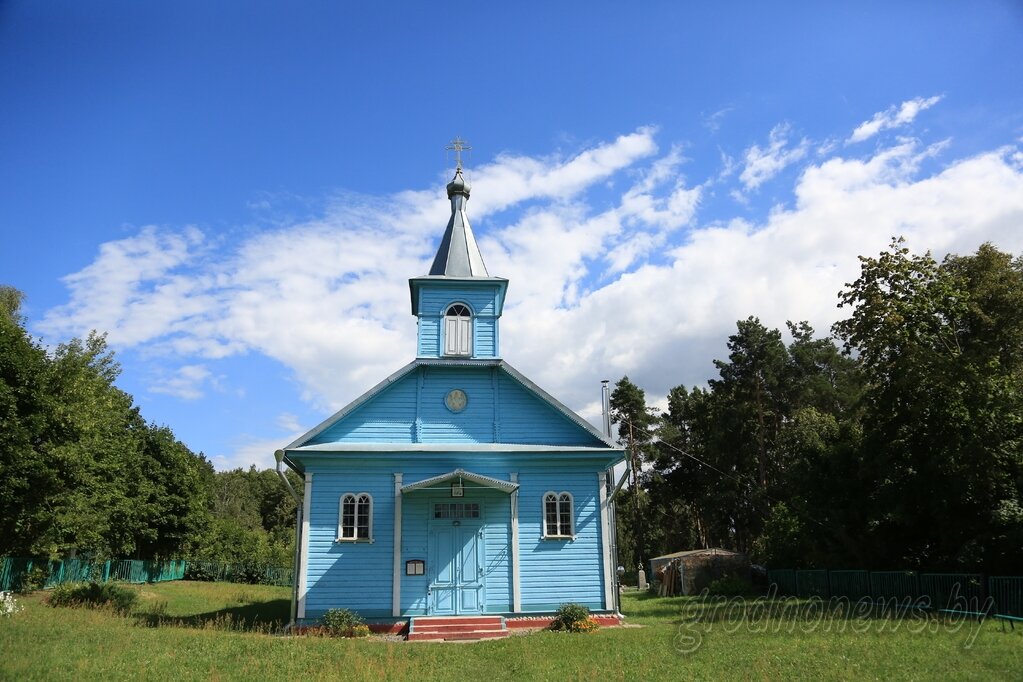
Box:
628 417 644 580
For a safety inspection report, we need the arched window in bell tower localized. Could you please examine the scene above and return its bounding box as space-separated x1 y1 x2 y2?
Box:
443 303 472 356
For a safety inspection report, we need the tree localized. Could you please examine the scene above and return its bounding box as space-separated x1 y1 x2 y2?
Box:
711 317 789 492
1 288 219 559
833 240 1023 571
0 288 58 555
609 376 658 569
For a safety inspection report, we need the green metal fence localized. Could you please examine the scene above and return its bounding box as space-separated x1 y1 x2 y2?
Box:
767 568 1023 622
989 577 1023 622
795 569 829 598
869 571 919 603
184 560 293 587
829 570 870 601
0 557 290 592
769 569 797 596
919 573 983 615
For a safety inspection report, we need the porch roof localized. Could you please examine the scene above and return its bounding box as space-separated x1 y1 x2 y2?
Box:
400 468 518 495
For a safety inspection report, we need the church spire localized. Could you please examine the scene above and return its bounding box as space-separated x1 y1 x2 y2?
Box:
409 143 508 357
429 139 489 277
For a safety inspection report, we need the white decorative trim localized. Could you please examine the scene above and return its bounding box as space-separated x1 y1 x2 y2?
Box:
401 468 518 494
392 473 403 618
337 492 374 542
541 490 575 539
510 473 520 612
598 471 613 611
298 472 312 620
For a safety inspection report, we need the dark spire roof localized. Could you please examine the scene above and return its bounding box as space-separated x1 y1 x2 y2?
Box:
428 168 490 277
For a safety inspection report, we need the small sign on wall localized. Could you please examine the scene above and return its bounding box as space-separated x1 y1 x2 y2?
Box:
406 559 425 576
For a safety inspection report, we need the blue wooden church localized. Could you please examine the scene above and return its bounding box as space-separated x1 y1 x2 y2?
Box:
275 157 625 632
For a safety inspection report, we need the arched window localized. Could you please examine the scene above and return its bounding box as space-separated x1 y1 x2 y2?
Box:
338 493 373 541
543 491 574 538
443 303 472 356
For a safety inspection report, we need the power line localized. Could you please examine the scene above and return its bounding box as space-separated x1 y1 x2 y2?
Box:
621 416 833 533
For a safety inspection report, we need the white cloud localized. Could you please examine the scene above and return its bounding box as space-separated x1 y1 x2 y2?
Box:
39 126 1023 469
738 123 810 191
848 95 943 144
149 364 214 400
42 226 209 347
702 107 734 134
212 434 300 471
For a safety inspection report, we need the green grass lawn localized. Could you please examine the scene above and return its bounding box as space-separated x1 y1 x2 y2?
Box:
1 582 1020 681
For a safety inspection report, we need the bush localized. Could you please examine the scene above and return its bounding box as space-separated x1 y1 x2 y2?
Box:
16 566 48 594
184 563 218 582
706 573 753 596
48 582 138 614
320 608 368 637
550 602 600 633
232 565 266 585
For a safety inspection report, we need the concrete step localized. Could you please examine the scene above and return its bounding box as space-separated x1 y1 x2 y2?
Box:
408 615 509 641
407 629 509 642
412 616 503 627
413 623 505 634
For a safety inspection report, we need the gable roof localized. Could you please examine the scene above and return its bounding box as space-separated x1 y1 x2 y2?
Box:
283 358 617 451
401 469 518 494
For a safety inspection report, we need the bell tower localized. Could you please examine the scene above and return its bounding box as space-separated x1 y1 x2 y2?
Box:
409 141 508 359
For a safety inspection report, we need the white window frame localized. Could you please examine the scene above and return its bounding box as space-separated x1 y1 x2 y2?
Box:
542 491 574 539
337 492 374 542
443 303 473 357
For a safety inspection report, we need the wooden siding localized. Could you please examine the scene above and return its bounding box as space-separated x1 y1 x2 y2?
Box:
308 366 606 447
517 470 605 610
301 459 519 619
416 283 501 359
308 373 417 444
302 466 395 619
497 373 605 446
474 317 497 357
399 486 512 614
417 317 441 357
418 366 495 443
296 456 610 620
418 284 500 317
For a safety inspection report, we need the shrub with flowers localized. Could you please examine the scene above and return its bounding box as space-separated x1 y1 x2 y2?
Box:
320 608 370 637
550 602 600 633
1 591 24 618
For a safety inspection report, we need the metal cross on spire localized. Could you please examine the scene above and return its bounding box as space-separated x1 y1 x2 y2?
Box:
446 136 472 170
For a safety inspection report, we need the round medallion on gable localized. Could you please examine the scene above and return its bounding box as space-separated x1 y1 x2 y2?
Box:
445 389 468 413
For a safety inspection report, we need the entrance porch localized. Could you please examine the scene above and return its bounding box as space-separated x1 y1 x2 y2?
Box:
394 469 520 617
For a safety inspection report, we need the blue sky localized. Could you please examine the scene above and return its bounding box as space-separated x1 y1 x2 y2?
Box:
3 2 1022 469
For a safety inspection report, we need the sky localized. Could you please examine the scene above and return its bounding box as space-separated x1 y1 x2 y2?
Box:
2 2 1022 471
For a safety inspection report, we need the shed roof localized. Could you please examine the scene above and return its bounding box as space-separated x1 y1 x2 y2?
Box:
649 548 743 562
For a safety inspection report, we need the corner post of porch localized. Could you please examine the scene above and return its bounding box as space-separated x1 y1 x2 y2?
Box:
598 470 614 611
298 472 312 620
392 472 403 618
510 472 521 612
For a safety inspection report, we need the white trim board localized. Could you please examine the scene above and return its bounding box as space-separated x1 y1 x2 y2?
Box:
598 471 614 611
298 472 313 620
392 473 403 618
510 472 520 612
